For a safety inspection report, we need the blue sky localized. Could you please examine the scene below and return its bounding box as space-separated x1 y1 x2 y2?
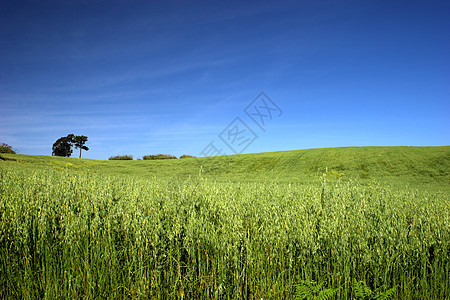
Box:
1 0 448 159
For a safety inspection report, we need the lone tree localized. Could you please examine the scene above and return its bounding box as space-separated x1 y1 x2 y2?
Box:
73 135 89 158
52 134 89 158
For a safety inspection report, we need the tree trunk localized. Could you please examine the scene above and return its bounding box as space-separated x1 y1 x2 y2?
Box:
79 147 82 158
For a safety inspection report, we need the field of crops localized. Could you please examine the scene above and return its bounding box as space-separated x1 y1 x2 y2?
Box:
1 164 448 299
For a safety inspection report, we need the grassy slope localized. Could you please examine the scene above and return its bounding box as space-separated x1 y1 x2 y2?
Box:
1 146 449 190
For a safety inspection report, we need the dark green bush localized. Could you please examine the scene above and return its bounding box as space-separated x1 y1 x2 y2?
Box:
180 154 196 159
142 154 177 160
109 155 133 160
0 143 16 154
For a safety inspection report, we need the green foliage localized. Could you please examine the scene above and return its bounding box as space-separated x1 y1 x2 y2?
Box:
73 135 89 158
142 153 178 160
52 134 89 158
2 146 448 191
108 155 133 160
0 163 448 299
352 279 397 300
0 142 16 154
0 154 16 161
327 169 345 178
296 281 341 300
180 154 196 159
52 135 74 157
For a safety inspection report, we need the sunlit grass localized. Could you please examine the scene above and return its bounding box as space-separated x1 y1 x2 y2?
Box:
1 146 448 190
1 167 448 299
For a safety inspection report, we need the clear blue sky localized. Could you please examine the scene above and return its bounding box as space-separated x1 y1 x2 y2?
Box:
1 0 448 159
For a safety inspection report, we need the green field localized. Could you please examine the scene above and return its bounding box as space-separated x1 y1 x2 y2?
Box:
1 146 449 299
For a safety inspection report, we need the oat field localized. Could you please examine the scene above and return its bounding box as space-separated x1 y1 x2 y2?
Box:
1 159 448 299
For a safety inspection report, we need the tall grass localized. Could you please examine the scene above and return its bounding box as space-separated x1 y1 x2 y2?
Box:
0 168 448 299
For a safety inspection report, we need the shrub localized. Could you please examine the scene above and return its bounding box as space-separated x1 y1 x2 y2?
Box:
109 155 133 160
180 154 196 159
142 154 177 160
0 142 16 154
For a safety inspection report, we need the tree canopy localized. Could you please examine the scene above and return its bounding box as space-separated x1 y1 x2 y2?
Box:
73 135 89 158
0 142 16 154
52 134 89 158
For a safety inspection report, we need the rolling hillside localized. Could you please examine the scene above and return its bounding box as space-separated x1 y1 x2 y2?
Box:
1 146 449 190
1 146 449 298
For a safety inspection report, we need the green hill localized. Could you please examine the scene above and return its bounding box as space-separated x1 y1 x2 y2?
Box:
1 146 448 190
1 146 449 298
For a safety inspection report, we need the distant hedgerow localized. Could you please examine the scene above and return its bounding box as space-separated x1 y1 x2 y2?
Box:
180 154 196 159
109 155 133 160
142 154 178 160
